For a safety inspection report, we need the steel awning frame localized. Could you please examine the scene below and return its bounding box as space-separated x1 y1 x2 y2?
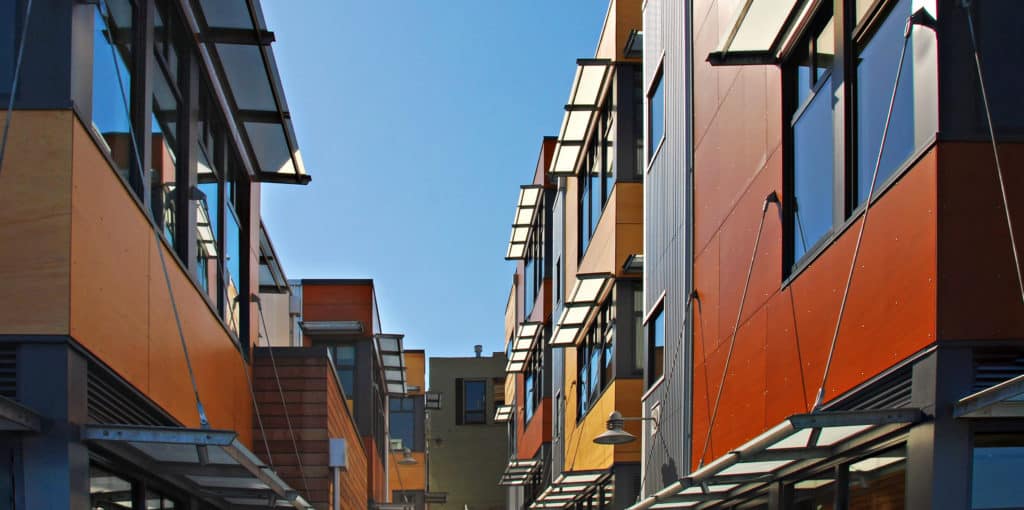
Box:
506 321 544 373
706 0 815 66
377 333 408 396
956 373 1024 418
82 425 313 509
0 395 40 432
530 469 611 509
629 408 924 510
499 458 544 486
494 404 514 423
549 59 615 176
549 273 614 347
181 0 309 185
506 185 545 260
258 222 289 293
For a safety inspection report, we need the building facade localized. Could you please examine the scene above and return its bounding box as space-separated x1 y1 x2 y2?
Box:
636 0 1024 508
429 352 508 510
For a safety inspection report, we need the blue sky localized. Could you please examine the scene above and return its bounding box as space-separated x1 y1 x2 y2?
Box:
260 2 607 357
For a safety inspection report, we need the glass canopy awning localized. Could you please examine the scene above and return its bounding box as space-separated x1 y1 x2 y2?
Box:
550 273 614 347
378 334 408 396
706 0 813 66
188 0 309 184
82 425 313 509
530 470 611 509
494 404 514 423
499 458 543 486
506 186 544 260
549 59 614 176
629 408 923 510
506 322 543 373
956 373 1024 418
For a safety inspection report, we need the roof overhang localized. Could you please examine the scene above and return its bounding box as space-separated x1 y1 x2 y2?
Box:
82 425 313 509
0 395 40 432
549 59 614 176
530 470 611 509
550 273 614 347
629 408 924 510
506 186 544 260
506 322 543 373
378 334 408 396
499 458 543 486
955 374 1024 418
188 0 309 184
300 320 363 336
706 0 815 66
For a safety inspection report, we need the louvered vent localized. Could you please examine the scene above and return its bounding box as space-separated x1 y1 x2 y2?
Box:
973 349 1024 393
0 345 15 398
87 364 175 426
830 365 914 411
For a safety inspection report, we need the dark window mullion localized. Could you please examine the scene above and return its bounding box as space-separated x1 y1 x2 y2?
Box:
833 0 853 221
130 0 155 205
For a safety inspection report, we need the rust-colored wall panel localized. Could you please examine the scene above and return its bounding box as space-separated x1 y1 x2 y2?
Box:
937 142 1024 340
0 111 72 334
389 451 427 492
302 282 374 335
518 397 552 460
69 116 252 445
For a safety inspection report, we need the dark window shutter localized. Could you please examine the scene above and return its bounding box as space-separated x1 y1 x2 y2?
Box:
455 378 464 425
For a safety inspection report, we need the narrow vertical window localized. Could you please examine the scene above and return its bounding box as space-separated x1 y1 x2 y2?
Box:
91 0 136 190
789 14 836 266
647 70 664 160
462 379 487 425
647 306 664 386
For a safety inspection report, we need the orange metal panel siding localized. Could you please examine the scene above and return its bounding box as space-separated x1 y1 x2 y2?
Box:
68 116 253 445
365 436 388 503
518 397 552 460
936 142 1024 341
405 351 426 395
302 283 375 339
388 451 426 492
0 111 73 335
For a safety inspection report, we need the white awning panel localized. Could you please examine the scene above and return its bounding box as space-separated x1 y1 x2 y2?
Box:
548 59 613 176
956 373 1024 418
550 273 613 347
506 185 544 260
708 0 814 66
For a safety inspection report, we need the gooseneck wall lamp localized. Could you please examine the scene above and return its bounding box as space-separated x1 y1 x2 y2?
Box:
593 410 658 445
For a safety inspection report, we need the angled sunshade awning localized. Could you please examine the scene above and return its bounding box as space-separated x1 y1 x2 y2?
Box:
550 273 614 347
378 334 408 396
494 405 514 423
549 59 613 176
629 408 923 510
499 458 543 486
82 425 313 509
506 186 544 260
955 374 1024 418
191 0 309 184
707 0 814 66
530 470 611 509
258 223 288 293
506 322 543 373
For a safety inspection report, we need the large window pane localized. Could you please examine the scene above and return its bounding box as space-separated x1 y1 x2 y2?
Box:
854 0 914 206
792 76 835 262
848 446 906 509
648 73 664 159
90 465 133 509
463 380 486 424
151 63 180 245
225 205 242 335
91 0 135 186
389 397 416 450
973 434 1024 509
647 307 664 386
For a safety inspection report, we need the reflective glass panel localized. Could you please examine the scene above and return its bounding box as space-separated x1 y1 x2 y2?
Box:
389 397 416 450
854 0 914 206
91 0 135 186
648 308 664 385
463 379 486 424
225 205 242 335
90 465 133 509
151 64 179 245
649 74 664 159
972 434 1024 509
792 76 835 263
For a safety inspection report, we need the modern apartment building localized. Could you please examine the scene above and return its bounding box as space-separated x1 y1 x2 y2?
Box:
500 1 648 508
429 351 508 510
389 349 430 509
635 0 1024 509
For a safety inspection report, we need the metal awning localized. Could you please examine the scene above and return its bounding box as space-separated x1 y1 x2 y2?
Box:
499 458 543 486
629 409 924 510
506 186 544 260
956 374 1024 418
82 425 313 509
706 0 814 66
494 405 514 423
0 395 40 432
530 470 611 509
300 320 363 335
189 0 309 184
506 322 543 373
378 334 408 396
259 222 288 293
549 59 614 176
550 273 614 347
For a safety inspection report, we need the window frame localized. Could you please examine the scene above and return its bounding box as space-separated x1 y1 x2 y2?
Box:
460 378 488 425
577 92 616 262
644 292 666 389
646 58 666 167
576 293 616 422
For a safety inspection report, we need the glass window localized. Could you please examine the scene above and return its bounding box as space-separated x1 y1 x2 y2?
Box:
150 30 181 245
790 15 836 265
462 379 486 425
633 288 644 373
648 71 664 160
145 489 178 509
90 465 133 509
389 397 416 450
854 0 915 207
579 96 615 259
91 0 136 189
848 446 906 510
791 472 836 510
577 295 615 420
647 306 664 386
972 434 1024 509
524 194 545 317
195 91 222 304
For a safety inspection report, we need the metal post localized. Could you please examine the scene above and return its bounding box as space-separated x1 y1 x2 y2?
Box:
333 466 341 510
